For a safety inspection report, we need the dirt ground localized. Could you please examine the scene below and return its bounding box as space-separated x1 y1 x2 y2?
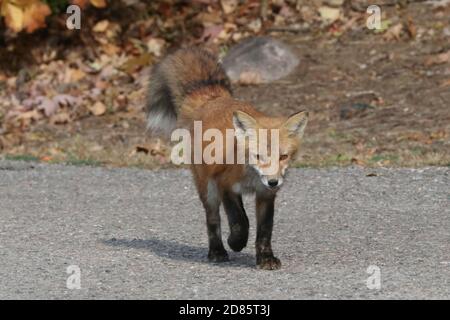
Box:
0 1 449 168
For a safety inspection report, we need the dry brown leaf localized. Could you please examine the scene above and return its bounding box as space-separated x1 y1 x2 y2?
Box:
120 52 153 74
23 1 51 33
101 43 121 55
441 79 450 87
220 0 238 15
1 0 51 33
65 68 86 83
318 6 341 23
90 0 106 8
406 17 416 39
15 109 42 126
351 158 366 166
37 97 57 116
195 12 223 27
247 18 262 33
50 112 71 125
93 20 109 32
430 130 448 140
424 50 450 66
383 23 403 41
147 38 166 57
89 101 107 116
238 71 262 85
71 0 106 8
71 0 89 8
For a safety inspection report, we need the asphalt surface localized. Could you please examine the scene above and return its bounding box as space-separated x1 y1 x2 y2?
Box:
0 161 448 299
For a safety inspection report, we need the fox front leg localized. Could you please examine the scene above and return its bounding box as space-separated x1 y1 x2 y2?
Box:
255 192 281 270
222 190 249 252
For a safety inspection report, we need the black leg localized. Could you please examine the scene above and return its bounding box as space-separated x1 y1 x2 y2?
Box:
199 181 228 262
222 191 249 252
255 192 281 270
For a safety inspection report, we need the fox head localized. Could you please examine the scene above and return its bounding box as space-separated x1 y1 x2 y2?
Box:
233 110 308 190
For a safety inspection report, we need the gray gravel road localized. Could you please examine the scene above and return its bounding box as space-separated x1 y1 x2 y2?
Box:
0 161 448 299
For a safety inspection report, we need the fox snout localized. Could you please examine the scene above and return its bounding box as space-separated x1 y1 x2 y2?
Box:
260 173 284 189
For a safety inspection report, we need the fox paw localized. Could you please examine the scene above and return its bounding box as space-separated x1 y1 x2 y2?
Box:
227 225 248 252
208 249 229 263
257 256 281 270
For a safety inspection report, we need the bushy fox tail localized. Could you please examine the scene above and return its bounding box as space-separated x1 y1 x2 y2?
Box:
146 47 232 137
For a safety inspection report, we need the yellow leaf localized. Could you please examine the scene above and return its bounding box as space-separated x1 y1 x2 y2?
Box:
2 1 25 32
1 0 51 33
92 19 109 32
90 0 106 8
23 1 51 33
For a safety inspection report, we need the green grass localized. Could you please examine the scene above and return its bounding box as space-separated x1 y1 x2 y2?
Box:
4 154 40 162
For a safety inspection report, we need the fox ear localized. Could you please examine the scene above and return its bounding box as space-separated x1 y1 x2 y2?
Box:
283 111 308 139
233 111 257 134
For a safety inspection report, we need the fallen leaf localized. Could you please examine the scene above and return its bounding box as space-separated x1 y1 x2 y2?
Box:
90 0 106 8
406 17 416 39
71 0 89 8
147 38 165 57
220 0 238 15
120 52 153 74
16 109 42 125
424 50 450 66
2 1 24 32
195 12 223 27
441 79 450 87
383 23 403 41
430 130 448 140
38 97 58 117
318 6 341 23
101 43 121 55
216 23 237 42
93 20 109 33
238 71 263 85
89 101 107 116
65 68 86 83
50 112 71 125
23 1 51 33
53 94 81 108
1 0 52 33
351 158 365 166
247 18 262 33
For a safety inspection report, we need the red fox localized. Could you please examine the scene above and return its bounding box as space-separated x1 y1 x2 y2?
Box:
146 47 308 270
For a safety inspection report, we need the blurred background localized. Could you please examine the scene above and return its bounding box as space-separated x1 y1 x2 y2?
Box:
0 0 449 168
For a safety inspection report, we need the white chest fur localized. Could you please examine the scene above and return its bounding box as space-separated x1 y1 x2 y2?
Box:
232 166 266 195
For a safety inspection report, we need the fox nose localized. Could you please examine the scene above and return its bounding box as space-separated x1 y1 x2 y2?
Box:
268 179 279 188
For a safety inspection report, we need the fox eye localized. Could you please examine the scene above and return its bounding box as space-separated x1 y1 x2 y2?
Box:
279 154 289 161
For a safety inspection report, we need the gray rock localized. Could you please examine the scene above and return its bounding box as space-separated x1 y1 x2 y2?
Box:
222 37 299 83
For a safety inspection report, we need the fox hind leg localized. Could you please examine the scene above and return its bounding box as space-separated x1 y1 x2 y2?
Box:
199 180 229 262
